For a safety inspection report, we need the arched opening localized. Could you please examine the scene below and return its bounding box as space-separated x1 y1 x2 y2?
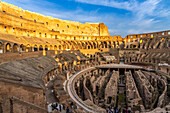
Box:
93 42 96 49
49 45 53 50
34 45 38 51
20 44 25 52
54 45 57 50
130 44 137 48
71 41 78 50
126 45 129 49
39 45 43 51
0 42 3 53
5 43 11 52
70 46 74 50
88 45 90 49
82 43 85 49
59 45 62 50
130 44 133 48
75 41 81 49
104 41 107 48
13 43 19 52
167 68 169 73
88 42 93 49
117 41 119 48
133 45 137 48
63 45 66 50
66 45 70 49
137 43 140 48
101 42 104 48
26 44 32 52
113 41 116 48
107 97 112 104
96 86 99 95
45 45 48 51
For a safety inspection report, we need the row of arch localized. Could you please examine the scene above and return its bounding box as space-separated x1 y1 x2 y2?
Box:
124 37 170 49
0 40 123 53
140 37 170 50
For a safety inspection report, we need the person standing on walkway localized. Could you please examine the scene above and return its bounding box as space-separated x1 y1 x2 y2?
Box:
66 107 69 113
59 104 62 112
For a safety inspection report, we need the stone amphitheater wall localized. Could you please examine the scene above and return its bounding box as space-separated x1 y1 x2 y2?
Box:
0 81 46 113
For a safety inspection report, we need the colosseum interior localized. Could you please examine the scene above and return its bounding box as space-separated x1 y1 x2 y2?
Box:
0 1 169 113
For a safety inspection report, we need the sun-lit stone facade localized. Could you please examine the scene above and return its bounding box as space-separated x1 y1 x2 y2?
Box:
0 2 169 113
0 2 110 37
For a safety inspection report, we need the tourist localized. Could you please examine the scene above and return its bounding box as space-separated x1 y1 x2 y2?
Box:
63 104 65 110
59 104 62 112
128 107 131 113
111 107 114 113
48 103 52 113
61 104 63 111
119 108 123 113
115 108 118 113
125 109 128 113
51 103 55 111
71 104 74 109
54 102 58 110
66 106 69 113
55 102 58 108
106 107 112 113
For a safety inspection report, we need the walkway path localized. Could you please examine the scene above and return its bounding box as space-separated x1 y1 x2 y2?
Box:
45 76 66 113
45 77 58 104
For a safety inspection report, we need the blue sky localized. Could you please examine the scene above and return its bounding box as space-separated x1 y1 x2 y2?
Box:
2 0 170 37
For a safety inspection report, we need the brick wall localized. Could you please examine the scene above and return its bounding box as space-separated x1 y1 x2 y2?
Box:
0 51 43 64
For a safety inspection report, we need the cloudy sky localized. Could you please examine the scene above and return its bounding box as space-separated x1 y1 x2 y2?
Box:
2 0 170 37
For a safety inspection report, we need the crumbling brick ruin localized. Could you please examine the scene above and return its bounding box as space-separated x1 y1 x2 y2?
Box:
0 1 169 113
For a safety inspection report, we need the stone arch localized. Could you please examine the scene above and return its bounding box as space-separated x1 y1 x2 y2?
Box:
92 41 97 49
49 45 53 50
39 45 43 51
62 44 66 50
79 41 85 49
71 41 78 50
155 40 162 49
0 41 4 53
87 41 93 49
84 42 89 49
54 45 57 50
141 39 147 49
99 41 104 48
63 41 70 50
45 45 48 51
20 44 26 52
58 45 62 50
13 43 19 52
107 96 112 104
26 44 32 52
5 43 11 52
70 45 74 50
67 41 73 49
130 44 134 49
75 41 82 49
116 41 119 48
137 42 140 48
95 41 99 48
120 41 125 49
82 42 86 49
34 45 38 51
103 41 107 48
87 45 91 49
112 41 116 48
108 41 112 48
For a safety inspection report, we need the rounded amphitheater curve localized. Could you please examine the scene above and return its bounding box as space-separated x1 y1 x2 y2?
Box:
67 66 105 113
